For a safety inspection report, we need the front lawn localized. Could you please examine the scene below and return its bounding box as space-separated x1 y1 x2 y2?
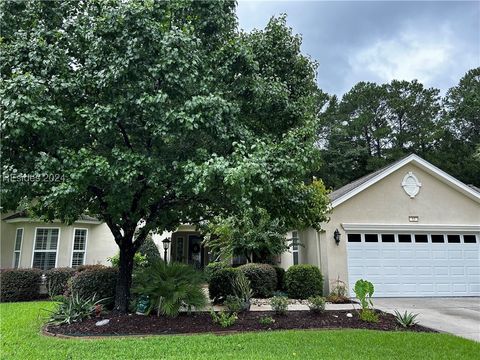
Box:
1 302 478 360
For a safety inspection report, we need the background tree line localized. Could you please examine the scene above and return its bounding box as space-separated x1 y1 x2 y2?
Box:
317 68 480 189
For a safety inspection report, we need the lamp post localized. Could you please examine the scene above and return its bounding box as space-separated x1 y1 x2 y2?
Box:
334 229 341 246
162 238 171 263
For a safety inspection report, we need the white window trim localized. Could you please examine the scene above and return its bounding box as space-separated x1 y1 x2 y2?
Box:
342 223 480 233
31 227 61 269
71 228 88 267
12 227 24 268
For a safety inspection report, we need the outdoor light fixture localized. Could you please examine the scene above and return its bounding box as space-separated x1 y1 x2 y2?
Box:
162 238 171 263
334 229 341 245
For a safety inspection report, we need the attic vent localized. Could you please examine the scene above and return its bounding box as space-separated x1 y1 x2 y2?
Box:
402 172 422 198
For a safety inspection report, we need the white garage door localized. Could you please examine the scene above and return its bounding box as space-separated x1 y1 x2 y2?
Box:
347 232 480 297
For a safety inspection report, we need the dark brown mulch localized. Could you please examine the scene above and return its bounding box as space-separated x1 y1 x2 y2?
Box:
45 310 435 337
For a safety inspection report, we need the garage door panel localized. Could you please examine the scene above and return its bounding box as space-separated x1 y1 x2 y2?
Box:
463 250 479 259
434 267 449 275
347 234 480 297
466 266 480 275
432 250 448 259
448 250 463 259
415 250 430 260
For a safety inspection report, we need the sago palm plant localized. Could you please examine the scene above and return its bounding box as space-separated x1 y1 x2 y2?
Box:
133 260 207 317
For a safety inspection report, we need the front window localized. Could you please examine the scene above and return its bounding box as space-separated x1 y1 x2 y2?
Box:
32 228 59 270
13 228 23 268
71 229 87 268
292 231 299 265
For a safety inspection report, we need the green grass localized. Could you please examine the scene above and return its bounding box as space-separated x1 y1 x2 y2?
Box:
1 302 478 360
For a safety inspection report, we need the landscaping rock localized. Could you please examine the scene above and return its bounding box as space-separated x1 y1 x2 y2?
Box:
95 319 110 327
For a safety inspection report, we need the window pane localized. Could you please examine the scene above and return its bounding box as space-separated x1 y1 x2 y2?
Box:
365 234 378 242
447 235 461 243
415 234 428 243
14 252 20 268
15 229 23 250
32 252 56 270
292 231 299 250
71 252 85 267
398 234 411 243
381 234 395 243
293 252 299 265
347 234 361 242
35 228 59 250
463 235 477 244
431 234 444 243
73 229 87 251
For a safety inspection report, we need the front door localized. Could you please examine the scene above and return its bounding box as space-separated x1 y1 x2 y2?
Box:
188 235 204 269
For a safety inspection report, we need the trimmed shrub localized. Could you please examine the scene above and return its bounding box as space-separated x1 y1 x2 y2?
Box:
204 262 228 282
208 267 240 303
69 267 118 308
238 263 277 298
0 268 43 302
272 266 285 291
285 264 323 299
138 235 161 262
75 264 106 273
45 267 76 297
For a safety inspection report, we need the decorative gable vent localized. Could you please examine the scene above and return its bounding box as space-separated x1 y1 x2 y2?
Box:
402 172 422 198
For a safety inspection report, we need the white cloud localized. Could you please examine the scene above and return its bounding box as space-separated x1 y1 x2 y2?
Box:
348 24 476 90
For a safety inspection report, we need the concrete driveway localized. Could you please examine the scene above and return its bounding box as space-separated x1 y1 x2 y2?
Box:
374 297 480 342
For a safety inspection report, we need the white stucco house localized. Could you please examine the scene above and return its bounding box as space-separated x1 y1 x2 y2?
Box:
1 154 479 297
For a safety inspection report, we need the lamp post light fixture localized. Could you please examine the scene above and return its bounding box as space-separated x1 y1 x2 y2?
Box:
334 229 341 246
162 238 171 263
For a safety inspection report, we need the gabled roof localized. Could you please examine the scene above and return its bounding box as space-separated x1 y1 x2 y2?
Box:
2 211 101 224
328 154 480 208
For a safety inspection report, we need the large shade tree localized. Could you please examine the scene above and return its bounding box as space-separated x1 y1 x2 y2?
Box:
1 1 329 311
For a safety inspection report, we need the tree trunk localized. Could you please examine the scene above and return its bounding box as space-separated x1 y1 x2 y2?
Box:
114 242 135 312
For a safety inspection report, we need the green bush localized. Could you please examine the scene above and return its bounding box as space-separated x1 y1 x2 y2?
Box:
285 264 323 299
308 296 326 313
45 267 76 297
108 252 147 269
204 262 228 282
259 315 275 325
238 263 277 298
208 267 240 303
69 267 118 308
359 308 379 323
270 295 288 315
210 310 237 328
75 264 106 273
138 235 161 262
272 266 285 291
132 260 206 317
0 268 43 302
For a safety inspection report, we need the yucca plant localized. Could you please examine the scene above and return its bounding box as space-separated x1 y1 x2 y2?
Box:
132 260 207 317
47 294 106 325
394 310 419 327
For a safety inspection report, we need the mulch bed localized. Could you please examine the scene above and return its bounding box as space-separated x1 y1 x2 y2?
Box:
45 310 435 337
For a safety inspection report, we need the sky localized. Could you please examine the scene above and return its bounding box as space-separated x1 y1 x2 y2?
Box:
236 1 480 97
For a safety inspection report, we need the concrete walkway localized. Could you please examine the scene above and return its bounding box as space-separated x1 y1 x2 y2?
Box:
373 297 480 342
